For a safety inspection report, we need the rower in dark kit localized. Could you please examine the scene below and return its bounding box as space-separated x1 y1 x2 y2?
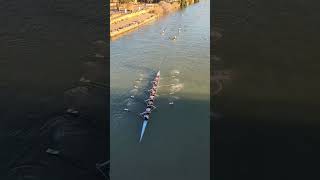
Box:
152 80 158 86
142 114 149 121
149 89 156 96
145 95 155 102
146 100 156 110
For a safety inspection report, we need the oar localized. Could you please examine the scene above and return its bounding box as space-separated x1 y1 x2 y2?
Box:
158 84 176 87
129 96 149 105
124 108 143 118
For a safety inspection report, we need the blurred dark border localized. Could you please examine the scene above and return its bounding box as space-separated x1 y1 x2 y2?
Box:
212 0 320 179
0 0 109 179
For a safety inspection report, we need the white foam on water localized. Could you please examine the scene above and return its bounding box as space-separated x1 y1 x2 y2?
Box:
129 89 138 94
171 78 180 84
172 96 180 100
170 69 180 76
170 83 184 93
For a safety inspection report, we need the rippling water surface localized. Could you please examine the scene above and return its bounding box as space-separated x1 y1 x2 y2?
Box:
111 1 210 180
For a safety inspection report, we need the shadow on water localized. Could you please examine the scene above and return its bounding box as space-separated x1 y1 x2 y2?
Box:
213 0 320 179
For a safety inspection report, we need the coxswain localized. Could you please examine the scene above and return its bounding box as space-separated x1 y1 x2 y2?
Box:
150 91 156 97
143 114 150 121
140 107 152 116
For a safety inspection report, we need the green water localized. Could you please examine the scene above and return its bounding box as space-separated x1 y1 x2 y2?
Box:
110 1 210 180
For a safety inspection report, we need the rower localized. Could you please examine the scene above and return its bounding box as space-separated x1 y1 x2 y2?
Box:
140 107 152 116
151 82 157 88
142 114 150 121
146 100 157 110
152 80 158 86
147 104 157 110
154 78 158 82
151 86 157 91
145 95 155 102
149 86 156 91
147 99 153 105
149 89 156 96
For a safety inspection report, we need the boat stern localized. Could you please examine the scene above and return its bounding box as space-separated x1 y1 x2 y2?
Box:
139 120 148 142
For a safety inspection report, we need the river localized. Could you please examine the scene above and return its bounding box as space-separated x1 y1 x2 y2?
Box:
110 1 210 180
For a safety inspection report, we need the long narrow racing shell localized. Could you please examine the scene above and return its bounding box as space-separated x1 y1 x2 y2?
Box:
139 71 160 142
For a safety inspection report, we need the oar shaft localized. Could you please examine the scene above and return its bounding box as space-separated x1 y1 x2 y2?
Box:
124 109 142 118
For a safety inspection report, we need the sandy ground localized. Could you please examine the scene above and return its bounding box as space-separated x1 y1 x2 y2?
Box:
110 2 180 38
111 13 155 32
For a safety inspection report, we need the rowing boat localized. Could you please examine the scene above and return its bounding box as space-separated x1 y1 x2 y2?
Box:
139 70 160 142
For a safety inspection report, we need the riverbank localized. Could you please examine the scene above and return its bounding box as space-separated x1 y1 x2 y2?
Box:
110 1 182 38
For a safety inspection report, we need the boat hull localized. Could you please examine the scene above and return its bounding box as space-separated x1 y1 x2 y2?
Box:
139 120 148 142
139 71 160 142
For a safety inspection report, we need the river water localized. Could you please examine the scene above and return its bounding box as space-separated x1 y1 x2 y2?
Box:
110 1 210 180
